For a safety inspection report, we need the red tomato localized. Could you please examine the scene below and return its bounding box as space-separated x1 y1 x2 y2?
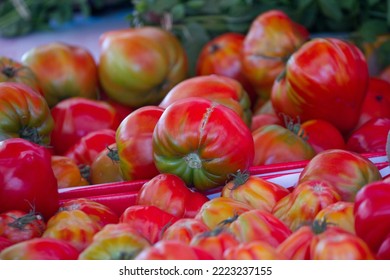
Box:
221 171 290 212
227 209 292 247
189 228 240 260
354 180 390 256
159 75 252 127
346 117 390 153
0 210 46 243
183 190 210 218
116 106 164 181
314 201 355 234
78 223 151 260
21 42 99 107
136 173 193 218
223 240 285 260
42 209 102 252
50 97 120 155
252 123 316 165
272 179 341 231
161 218 209 244
241 10 309 101
299 119 346 153
59 198 119 228
355 77 390 128
120 205 179 244
298 149 382 202
377 233 390 260
51 155 89 189
0 236 13 252
0 82 54 146
153 97 255 191
251 113 282 132
0 237 79 260
64 128 116 166
135 240 214 260
271 38 369 135
0 138 59 220
195 32 257 104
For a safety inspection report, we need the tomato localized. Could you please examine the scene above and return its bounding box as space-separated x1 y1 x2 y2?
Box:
182 190 210 219
153 97 255 191
136 173 193 218
90 143 123 185
250 113 282 132
377 233 390 260
159 74 252 127
195 197 253 230
241 10 309 101
0 236 13 252
50 97 120 155
346 117 390 153
277 220 374 260
379 65 390 83
116 106 164 181
227 209 292 247
0 237 79 260
0 82 53 146
252 123 316 166
355 77 390 128
78 223 150 260
223 240 285 260
272 179 341 231
195 32 257 104
59 198 119 228
221 171 290 212
0 56 42 94
98 26 188 108
135 240 214 260
120 205 179 244
0 210 46 243
354 180 390 257
314 201 355 234
189 228 240 260
0 138 59 220
64 128 116 166
51 155 89 189
271 38 369 136
299 119 346 153
21 42 99 107
42 209 102 252
298 149 382 202
161 218 209 244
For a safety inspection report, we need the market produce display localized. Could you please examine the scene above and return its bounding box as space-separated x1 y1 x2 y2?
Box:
1 6 390 260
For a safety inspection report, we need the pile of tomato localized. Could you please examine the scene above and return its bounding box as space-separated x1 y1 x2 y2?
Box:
0 9 390 260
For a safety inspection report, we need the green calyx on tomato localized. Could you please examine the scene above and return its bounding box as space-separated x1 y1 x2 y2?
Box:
227 170 251 191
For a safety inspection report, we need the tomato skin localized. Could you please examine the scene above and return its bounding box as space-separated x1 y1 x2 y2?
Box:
0 138 59 220
0 56 42 94
300 119 346 153
159 75 252 127
377 233 390 260
116 106 164 181
314 201 355 234
120 205 179 244
98 27 188 108
161 218 209 244
51 155 89 189
298 149 382 202
223 240 285 260
0 236 13 252
64 128 116 166
241 10 309 101
346 117 390 153
252 124 316 165
42 209 102 252
90 143 123 185
135 240 214 260
272 179 341 232
136 173 192 218
21 42 99 107
153 97 255 191
221 172 290 212
78 223 150 260
354 180 390 256
271 38 369 135
0 82 54 145
50 97 120 155
59 198 119 228
0 210 46 243
251 113 282 132
0 237 79 260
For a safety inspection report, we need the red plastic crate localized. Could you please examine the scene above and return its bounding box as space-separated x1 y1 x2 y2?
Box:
58 152 389 216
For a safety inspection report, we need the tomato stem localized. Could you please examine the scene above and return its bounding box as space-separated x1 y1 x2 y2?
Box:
184 153 202 169
228 169 250 190
19 126 44 145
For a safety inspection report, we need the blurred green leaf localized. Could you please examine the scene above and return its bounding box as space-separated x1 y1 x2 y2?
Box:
318 0 343 21
357 19 388 42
